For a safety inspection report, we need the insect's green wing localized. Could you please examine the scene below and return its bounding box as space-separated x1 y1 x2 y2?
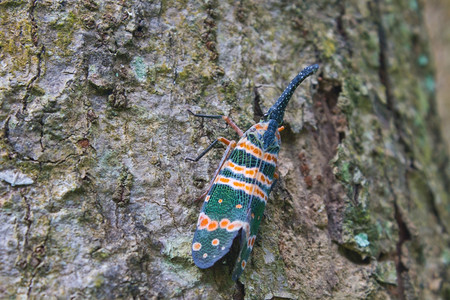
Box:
231 146 279 280
192 134 261 269
231 193 266 280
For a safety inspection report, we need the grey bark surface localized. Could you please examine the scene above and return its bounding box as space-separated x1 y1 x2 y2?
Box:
0 0 449 299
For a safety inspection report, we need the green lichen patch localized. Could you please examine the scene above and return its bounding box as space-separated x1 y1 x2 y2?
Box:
417 54 428 66
341 203 378 259
0 10 34 71
424 75 435 93
331 143 381 258
354 233 370 248
442 249 450 265
131 56 148 82
0 0 27 8
374 261 397 285
49 11 79 56
91 248 112 261
321 35 337 59
161 234 192 263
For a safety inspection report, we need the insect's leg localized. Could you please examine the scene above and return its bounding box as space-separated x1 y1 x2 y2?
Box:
188 109 244 137
185 139 219 162
222 116 244 137
187 109 223 119
192 137 236 202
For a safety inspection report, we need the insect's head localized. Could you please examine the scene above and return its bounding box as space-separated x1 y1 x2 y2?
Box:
264 64 319 124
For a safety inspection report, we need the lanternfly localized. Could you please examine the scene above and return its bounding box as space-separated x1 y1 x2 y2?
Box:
187 64 319 280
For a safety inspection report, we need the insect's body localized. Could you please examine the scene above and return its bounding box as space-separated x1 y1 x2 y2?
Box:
190 64 319 280
192 119 281 279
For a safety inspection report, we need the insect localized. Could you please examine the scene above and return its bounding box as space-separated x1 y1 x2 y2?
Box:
187 64 319 280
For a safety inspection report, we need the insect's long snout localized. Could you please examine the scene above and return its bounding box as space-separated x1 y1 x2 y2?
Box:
266 64 319 124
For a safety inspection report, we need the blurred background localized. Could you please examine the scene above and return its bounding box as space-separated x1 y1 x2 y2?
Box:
424 0 450 152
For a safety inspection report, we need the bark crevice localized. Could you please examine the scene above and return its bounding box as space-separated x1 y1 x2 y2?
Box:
23 0 45 112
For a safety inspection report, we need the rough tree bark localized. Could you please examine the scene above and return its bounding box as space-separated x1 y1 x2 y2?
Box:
0 0 448 299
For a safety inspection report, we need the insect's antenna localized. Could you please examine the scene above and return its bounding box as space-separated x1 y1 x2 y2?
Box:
266 64 319 123
187 109 223 119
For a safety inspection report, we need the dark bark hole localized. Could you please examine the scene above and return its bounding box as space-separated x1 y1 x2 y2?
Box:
318 79 342 109
252 86 264 123
394 202 412 300
233 280 245 300
394 203 411 247
132 19 146 38
193 177 207 189
338 131 346 143
311 78 348 243
377 251 391 262
338 245 371 265
352 183 361 205
329 85 343 108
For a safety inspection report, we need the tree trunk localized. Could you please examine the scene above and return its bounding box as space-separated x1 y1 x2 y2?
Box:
0 0 448 299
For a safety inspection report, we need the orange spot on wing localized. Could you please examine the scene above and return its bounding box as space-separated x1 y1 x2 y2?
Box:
258 173 273 185
245 169 255 176
219 177 230 183
244 224 251 239
235 204 243 209
212 239 220 246
241 260 246 269
200 218 209 228
253 149 262 156
241 142 262 158
218 199 223 203
207 221 218 231
251 236 256 247
198 213 210 229
226 221 243 232
193 242 202 251
227 224 235 230
263 153 277 164
233 181 245 188
220 219 230 228
235 165 244 172
254 188 267 200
